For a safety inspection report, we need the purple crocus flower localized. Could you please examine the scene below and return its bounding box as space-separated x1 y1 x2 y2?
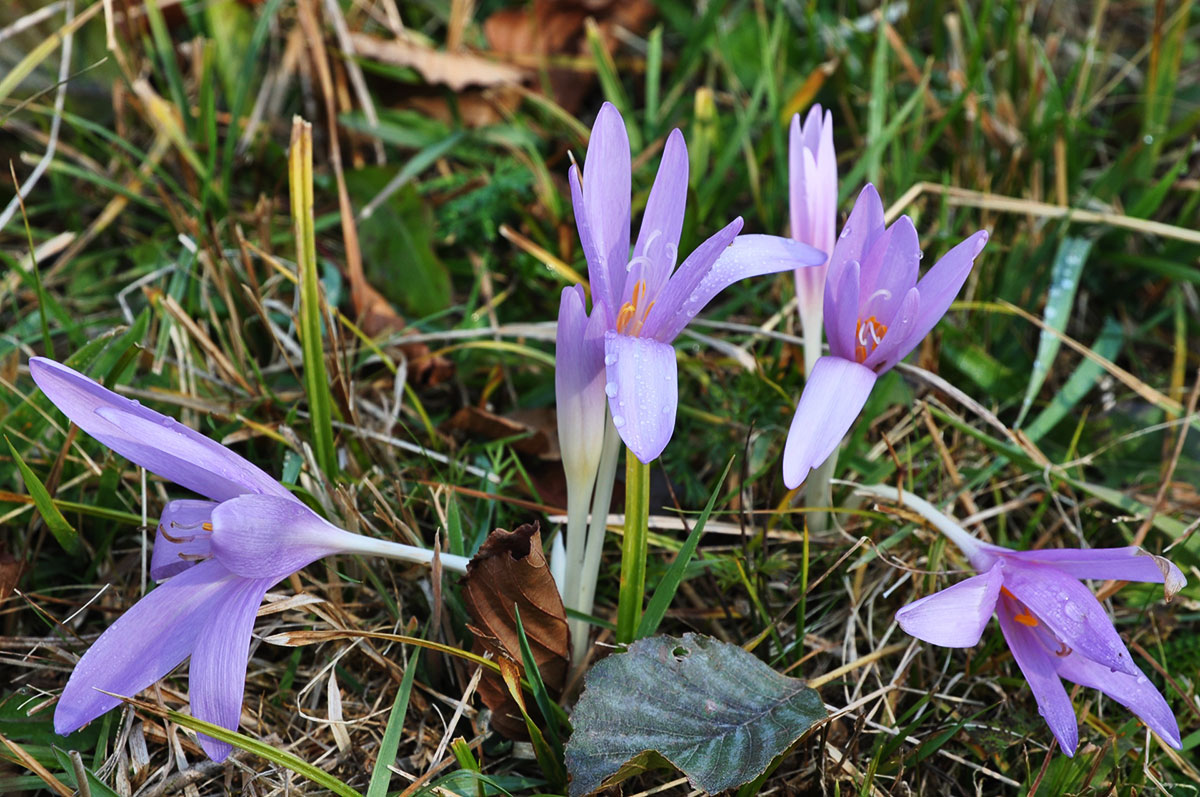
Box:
30 357 467 760
571 102 826 463
789 104 838 375
782 184 988 488
876 486 1185 755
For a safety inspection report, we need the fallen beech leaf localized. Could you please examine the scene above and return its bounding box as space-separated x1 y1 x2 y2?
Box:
462 522 569 739
566 633 827 795
484 0 655 113
444 406 559 458
348 31 525 90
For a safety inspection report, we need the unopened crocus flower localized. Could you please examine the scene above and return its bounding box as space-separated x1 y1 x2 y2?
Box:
782 185 988 488
789 104 838 376
571 102 825 464
860 485 1185 756
30 357 467 761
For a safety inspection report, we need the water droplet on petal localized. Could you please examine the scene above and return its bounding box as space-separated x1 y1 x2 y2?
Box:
612 414 626 427
605 382 618 397
660 405 670 414
1064 602 1086 622
604 354 617 366
840 226 851 239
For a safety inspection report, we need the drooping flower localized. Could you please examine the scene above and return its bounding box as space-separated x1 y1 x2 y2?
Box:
862 485 1185 756
789 104 838 375
782 185 988 488
30 357 467 760
571 102 826 464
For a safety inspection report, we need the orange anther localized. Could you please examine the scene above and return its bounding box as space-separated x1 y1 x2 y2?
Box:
202 521 213 532
1000 586 1039 627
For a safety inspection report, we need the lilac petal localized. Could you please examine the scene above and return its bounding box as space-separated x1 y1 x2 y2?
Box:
54 560 237 736
781 356 877 489
1055 653 1182 750
640 217 743 342
189 575 272 760
556 286 608 487
824 259 861 362
1001 560 1139 676
579 102 632 316
29 357 292 503
152 499 218 580
906 230 989 347
824 185 885 324
1001 547 1186 599
646 225 824 343
603 332 677 463
861 287 920 373
896 565 1002 647
857 216 920 326
632 128 688 298
210 495 348 583
996 597 1080 756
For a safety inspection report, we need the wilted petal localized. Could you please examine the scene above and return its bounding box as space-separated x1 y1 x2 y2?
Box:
209 495 350 583
54 560 236 736
29 357 292 503
782 357 877 489
556 286 607 488
1002 560 1138 676
152 499 218 580
896 564 1002 647
1001 547 1186 599
603 332 677 464
1055 653 1182 750
996 598 1079 756
579 102 631 315
632 128 688 297
189 575 272 761
905 230 989 349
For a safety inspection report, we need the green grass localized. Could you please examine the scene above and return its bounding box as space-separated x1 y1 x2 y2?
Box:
1 0 1198 794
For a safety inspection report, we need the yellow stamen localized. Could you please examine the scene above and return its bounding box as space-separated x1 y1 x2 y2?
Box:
854 315 889 363
202 521 213 531
615 279 652 336
1000 586 1039 627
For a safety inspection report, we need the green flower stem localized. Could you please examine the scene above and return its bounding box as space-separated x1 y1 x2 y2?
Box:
616 449 651 644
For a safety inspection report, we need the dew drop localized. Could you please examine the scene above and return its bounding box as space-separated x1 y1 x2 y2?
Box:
605 382 618 397
604 354 617 366
917 250 924 261
840 226 851 239
612 414 626 427
1063 602 1086 622
660 405 670 414
1136 675 1148 685
1058 591 1069 601
1143 134 1154 145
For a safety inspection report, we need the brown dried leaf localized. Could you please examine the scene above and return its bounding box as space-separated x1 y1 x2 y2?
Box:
444 406 559 458
0 552 21 603
348 31 526 90
462 522 569 740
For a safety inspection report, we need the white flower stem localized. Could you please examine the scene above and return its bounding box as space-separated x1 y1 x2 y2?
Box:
572 414 622 665
338 533 470 574
851 483 989 567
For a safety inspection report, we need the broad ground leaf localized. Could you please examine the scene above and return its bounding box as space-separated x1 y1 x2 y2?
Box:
462 522 569 739
566 633 826 795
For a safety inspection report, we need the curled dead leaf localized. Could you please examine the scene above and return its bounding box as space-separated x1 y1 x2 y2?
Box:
462 521 569 739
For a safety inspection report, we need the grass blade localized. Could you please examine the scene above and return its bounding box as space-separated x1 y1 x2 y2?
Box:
366 648 418 797
289 117 338 477
6 437 78 554
1015 236 1093 427
637 457 734 639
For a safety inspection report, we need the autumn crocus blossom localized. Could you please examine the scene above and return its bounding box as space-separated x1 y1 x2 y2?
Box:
861 486 1185 756
571 102 826 464
782 185 988 488
30 357 467 760
789 104 838 375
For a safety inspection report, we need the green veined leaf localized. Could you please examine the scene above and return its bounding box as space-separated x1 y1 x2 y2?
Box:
566 633 826 795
